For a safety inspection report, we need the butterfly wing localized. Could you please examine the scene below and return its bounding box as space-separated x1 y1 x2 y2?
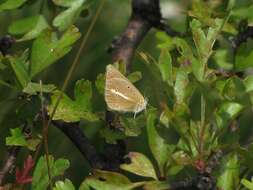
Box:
105 65 146 113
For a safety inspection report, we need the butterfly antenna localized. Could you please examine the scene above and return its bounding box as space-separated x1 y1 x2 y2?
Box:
134 111 137 119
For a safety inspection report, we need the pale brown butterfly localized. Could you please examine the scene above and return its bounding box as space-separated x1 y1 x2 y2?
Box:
105 64 147 116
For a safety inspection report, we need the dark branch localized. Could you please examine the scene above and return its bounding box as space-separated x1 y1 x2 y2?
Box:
52 120 127 171
110 0 178 71
52 120 105 169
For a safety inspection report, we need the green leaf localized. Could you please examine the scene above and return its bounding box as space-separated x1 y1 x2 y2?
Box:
232 4 253 22
142 181 171 190
8 15 49 41
99 127 125 144
84 170 143 190
6 128 27 147
189 1 237 34
95 73 105 95
217 153 240 190
190 19 224 79
127 71 142 83
74 79 92 110
120 152 157 179
26 138 41 151
30 26 81 77
212 49 233 70
9 56 30 88
158 49 172 84
79 181 91 190
0 0 28 12
159 109 172 128
53 0 88 31
215 102 243 129
48 80 98 122
190 0 212 24
32 155 70 190
241 178 253 190
172 150 191 166
191 56 204 81
23 82 56 95
156 31 173 49
120 114 145 137
235 48 253 71
244 75 253 93
190 19 209 63
53 179 75 190
238 145 253 171
147 109 173 176
174 68 189 104
222 77 247 103
173 37 194 60
48 90 98 122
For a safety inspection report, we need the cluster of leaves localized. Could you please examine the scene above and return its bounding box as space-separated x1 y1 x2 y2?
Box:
1 0 253 190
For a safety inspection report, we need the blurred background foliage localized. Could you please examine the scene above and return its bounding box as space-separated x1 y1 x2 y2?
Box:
1 0 253 189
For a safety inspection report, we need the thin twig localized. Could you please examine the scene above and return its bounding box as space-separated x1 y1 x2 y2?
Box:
40 81 53 190
0 147 20 185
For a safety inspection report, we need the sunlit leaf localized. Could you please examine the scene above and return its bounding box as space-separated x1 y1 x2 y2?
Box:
174 68 189 104
244 75 253 93
6 128 27 147
217 153 240 190
83 170 144 190
120 152 157 179
156 31 173 49
158 49 172 85
53 179 75 190
48 89 98 122
142 181 171 190
215 102 243 129
147 109 173 176
241 178 253 190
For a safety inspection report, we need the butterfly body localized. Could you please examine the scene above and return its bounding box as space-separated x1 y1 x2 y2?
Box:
105 65 147 114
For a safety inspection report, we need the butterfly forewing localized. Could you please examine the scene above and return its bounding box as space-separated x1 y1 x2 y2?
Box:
105 65 146 113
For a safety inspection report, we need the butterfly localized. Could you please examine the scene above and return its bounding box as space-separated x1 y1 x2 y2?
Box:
105 64 147 115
